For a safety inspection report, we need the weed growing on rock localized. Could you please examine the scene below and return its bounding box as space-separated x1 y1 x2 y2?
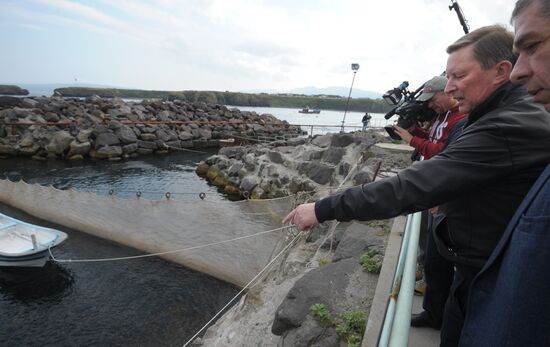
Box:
318 256 330 266
310 304 366 347
310 303 332 325
336 310 367 347
360 249 383 274
366 219 391 233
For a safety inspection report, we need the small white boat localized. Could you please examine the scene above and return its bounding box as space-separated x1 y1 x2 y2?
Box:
298 107 321 114
0 212 67 267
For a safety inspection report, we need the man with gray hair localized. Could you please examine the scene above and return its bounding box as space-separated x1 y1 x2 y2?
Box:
459 1 550 346
284 24 550 347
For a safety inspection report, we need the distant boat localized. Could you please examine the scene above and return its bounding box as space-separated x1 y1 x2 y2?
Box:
298 107 321 114
0 212 67 267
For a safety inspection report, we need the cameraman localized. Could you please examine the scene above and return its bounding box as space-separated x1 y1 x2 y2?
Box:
393 75 467 159
394 75 467 331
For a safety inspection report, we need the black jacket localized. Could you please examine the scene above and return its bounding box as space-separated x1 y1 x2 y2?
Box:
315 83 550 267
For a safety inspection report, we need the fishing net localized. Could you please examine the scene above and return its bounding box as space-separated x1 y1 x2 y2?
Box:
0 179 296 287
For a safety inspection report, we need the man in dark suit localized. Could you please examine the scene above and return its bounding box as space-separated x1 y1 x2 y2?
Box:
460 0 550 346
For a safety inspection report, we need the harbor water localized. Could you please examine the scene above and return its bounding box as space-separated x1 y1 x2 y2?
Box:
0 151 238 346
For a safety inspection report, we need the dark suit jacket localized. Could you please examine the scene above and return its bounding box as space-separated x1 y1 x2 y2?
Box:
460 163 550 346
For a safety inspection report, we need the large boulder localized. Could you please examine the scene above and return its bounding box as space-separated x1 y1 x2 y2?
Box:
240 175 260 192
95 132 120 148
332 222 386 263
0 144 17 155
272 257 372 336
76 129 93 143
321 147 347 165
116 125 138 144
296 161 335 185
94 145 123 159
330 133 355 147
21 98 38 109
45 131 73 155
67 141 91 157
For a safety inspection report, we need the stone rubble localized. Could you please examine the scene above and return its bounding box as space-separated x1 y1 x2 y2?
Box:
0 95 303 161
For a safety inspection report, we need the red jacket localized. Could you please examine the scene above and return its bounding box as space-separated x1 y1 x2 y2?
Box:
409 107 467 159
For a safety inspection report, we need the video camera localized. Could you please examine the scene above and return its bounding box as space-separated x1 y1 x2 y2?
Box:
382 81 437 139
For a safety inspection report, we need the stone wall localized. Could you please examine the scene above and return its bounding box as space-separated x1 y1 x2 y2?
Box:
0 96 302 161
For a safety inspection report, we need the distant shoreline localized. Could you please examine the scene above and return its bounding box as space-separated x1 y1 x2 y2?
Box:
0 85 29 96
0 84 392 113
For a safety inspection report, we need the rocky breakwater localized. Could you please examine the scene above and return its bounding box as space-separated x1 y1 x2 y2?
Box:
0 96 302 161
193 131 413 346
196 130 411 199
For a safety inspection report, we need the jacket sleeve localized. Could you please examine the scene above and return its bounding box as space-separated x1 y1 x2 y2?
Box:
314 121 516 223
409 136 445 159
409 127 428 139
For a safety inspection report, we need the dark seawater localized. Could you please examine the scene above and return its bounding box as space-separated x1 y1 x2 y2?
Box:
0 152 239 346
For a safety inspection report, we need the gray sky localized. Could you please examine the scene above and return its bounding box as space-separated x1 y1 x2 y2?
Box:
0 0 515 93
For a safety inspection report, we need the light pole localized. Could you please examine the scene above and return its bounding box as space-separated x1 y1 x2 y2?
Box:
340 63 360 133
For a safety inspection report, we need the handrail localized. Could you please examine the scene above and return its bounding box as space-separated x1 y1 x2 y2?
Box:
378 211 422 346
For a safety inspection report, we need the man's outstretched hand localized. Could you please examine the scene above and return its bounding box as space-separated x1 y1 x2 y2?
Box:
282 202 319 231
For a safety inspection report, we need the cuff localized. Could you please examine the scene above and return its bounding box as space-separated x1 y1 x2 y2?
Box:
315 198 334 223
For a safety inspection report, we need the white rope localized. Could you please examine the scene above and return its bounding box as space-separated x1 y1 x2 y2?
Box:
182 227 303 347
311 153 366 259
48 226 291 263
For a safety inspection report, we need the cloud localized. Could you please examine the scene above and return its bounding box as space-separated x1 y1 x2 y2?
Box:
0 0 519 92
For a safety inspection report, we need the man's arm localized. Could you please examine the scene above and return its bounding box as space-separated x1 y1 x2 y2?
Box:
284 121 514 230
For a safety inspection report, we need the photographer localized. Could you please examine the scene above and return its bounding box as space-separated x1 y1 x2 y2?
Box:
393 75 467 159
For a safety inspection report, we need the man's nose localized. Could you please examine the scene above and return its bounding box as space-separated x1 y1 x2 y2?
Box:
444 81 455 94
510 54 532 84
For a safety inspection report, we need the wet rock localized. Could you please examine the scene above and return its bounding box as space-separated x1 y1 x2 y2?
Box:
18 145 39 156
219 146 246 160
116 125 138 144
45 131 73 155
140 133 157 141
178 131 193 141
94 145 123 159
68 154 84 161
137 140 157 150
240 175 260 192
195 162 210 176
0 144 17 155
76 129 93 143
68 141 91 157
95 132 120 148
122 143 138 154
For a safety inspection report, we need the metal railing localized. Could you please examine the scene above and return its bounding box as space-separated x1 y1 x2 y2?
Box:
378 211 422 346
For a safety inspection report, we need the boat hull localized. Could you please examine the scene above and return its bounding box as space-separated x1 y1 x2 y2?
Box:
0 212 67 267
0 251 49 267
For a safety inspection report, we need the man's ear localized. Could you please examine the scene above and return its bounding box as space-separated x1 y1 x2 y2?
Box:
494 60 513 84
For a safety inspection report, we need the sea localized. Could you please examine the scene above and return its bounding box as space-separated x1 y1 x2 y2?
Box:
0 86 392 346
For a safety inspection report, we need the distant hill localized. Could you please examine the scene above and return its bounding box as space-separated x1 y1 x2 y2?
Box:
7 83 120 97
286 86 383 99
